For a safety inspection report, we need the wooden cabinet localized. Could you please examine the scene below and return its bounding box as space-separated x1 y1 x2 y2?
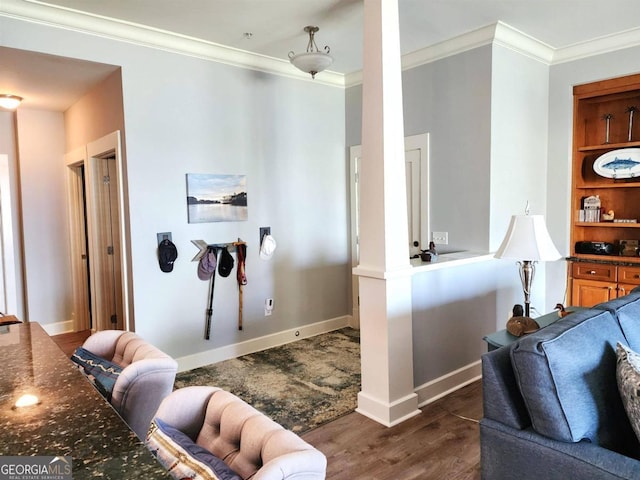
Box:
572 278 617 306
570 261 640 306
568 74 640 306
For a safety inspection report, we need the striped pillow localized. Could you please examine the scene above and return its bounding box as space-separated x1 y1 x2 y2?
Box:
145 418 241 480
70 347 122 400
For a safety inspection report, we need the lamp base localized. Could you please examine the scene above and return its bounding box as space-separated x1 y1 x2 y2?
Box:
518 260 536 317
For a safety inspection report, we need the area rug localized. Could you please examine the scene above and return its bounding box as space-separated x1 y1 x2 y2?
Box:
174 327 361 434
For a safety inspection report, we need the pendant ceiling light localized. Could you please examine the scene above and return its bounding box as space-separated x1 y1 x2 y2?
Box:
288 26 333 79
0 94 23 110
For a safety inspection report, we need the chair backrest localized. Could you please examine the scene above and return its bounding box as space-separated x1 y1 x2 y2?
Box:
111 331 173 366
153 386 327 480
82 330 177 439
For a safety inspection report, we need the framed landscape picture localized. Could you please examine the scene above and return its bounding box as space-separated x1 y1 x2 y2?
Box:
186 174 247 223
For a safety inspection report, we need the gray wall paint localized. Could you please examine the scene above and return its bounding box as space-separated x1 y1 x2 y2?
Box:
347 46 493 253
2 17 348 358
346 44 564 386
347 46 515 387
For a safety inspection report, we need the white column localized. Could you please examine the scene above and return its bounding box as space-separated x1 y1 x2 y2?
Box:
354 0 420 426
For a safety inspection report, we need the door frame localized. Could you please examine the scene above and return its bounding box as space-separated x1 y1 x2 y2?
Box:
65 131 132 332
65 146 90 331
349 133 429 327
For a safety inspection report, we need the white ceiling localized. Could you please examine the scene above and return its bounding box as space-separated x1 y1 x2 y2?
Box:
3 0 640 110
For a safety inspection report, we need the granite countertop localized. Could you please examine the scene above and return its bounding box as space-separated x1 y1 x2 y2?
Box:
0 322 169 479
566 256 640 267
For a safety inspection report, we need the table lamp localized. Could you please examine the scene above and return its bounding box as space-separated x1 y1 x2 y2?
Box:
495 211 561 317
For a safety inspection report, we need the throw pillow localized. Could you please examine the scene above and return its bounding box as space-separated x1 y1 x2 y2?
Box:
616 342 640 443
146 418 242 480
70 347 123 400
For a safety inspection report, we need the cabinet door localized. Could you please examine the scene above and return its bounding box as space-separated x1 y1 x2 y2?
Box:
617 284 638 298
572 278 617 307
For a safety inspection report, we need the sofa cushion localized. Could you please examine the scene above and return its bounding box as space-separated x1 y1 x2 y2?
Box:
511 308 638 456
617 342 640 444
596 291 640 352
71 347 122 400
146 418 242 480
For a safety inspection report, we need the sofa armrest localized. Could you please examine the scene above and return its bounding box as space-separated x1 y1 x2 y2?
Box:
112 357 178 439
482 345 530 429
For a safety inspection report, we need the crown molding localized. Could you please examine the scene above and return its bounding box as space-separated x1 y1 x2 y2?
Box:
5 0 640 90
346 20 640 88
493 21 554 64
1 0 346 88
552 25 640 64
345 22 553 88
344 23 495 88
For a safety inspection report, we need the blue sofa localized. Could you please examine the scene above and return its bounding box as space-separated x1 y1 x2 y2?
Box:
481 287 640 479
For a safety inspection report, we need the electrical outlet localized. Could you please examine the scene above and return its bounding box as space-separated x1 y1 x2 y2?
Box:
264 298 273 316
432 231 448 245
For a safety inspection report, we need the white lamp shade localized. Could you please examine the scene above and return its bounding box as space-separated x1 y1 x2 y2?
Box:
289 52 333 75
495 215 561 261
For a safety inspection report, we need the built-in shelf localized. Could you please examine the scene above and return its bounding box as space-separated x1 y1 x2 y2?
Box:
569 73 640 306
575 222 640 228
576 182 640 189
578 140 640 152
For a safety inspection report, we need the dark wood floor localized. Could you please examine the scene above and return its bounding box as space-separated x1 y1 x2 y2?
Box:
52 330 482 479
51 329 91 357
302 381 482 480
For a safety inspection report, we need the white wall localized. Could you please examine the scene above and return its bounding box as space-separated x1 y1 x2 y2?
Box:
490 44 560 314
14 109 70 324
490 45 550 247
0 111 25 319
1 16 348 359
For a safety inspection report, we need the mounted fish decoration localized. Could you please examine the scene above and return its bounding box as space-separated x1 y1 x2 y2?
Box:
593 148 640 179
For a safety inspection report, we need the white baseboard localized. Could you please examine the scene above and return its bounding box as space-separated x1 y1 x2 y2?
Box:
415 360 482 407
356 391 421 427
176 315 352 372
40 319 74 336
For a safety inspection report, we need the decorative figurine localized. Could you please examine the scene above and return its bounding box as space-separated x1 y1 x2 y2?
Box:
602 209 615 221
506 304 540 337
555 303 571 318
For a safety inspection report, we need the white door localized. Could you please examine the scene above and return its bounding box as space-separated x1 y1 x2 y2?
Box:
349 133 429 327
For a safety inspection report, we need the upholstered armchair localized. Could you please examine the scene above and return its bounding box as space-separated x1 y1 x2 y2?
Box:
80 330 178 439
149 386 327 480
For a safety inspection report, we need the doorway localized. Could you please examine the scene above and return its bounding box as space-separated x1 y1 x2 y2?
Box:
349 133 429 326
66 131 129 332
